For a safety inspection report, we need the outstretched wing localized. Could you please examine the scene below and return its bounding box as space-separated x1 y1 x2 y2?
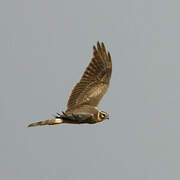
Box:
67 42 112 110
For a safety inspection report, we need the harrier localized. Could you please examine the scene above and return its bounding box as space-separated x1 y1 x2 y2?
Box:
28 42 112 127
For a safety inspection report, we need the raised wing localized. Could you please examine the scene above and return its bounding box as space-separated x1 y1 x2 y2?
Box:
67 42 112 110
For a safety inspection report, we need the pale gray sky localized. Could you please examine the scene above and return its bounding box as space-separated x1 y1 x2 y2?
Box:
0 0 180 179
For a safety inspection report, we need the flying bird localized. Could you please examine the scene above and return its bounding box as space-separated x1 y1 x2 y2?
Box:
28 42 112 127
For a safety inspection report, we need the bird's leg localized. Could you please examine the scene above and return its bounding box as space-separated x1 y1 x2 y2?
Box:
71 114 93 122
60 113 79 121
72 113 78 120
56 112 61 117
55 111 68 118
62 111 68 116
57 112 93 123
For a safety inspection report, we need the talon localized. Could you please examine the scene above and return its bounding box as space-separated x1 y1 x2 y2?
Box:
70 113 78 120
72 113 76 118
55 113 61 118
62 111 67 116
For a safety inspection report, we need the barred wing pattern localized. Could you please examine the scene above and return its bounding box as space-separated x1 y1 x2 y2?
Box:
67 42 112 110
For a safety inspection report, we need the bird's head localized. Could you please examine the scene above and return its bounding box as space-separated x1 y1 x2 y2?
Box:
97 111 109 122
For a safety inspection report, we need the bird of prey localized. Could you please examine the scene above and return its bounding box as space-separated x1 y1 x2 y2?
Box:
28 42 112 127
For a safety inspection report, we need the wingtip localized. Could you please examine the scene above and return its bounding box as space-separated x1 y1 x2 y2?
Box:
94 41 105 50
96 41 105 46
97 41 101 50
93 45 96 51
108 51 111 59
101 42 105 48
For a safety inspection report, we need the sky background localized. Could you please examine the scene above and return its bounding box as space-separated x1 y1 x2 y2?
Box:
0 0 180 179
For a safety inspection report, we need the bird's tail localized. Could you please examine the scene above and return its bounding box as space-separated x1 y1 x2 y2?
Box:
28 118 63 127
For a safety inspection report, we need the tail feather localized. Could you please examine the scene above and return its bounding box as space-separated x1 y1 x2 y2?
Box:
28 118 63 127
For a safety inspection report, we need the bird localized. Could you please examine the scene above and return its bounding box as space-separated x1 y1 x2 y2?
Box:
28 42 112 127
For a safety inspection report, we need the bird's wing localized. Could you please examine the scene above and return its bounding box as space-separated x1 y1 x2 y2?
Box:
67 42 112 110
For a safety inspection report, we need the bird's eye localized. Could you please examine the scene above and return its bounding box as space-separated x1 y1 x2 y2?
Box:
100 113 106 119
